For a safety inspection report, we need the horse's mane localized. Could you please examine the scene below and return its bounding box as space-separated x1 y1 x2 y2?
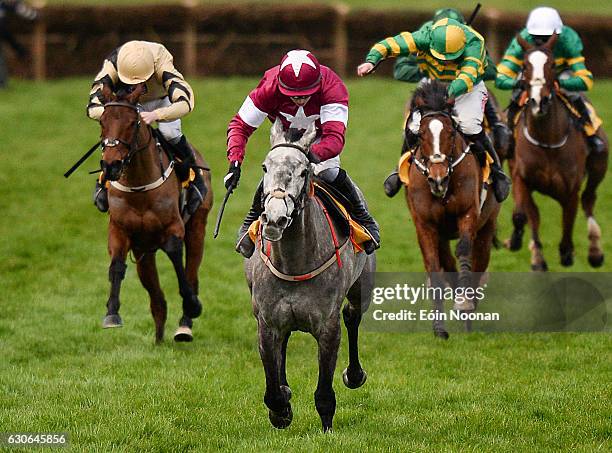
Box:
410 80 449 112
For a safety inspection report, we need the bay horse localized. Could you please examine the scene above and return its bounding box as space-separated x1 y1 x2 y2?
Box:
403 80 500 338
99 84 213 343
245 119 375 432
505 34 608 270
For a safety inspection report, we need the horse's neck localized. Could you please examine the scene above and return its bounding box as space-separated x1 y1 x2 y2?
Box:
268 197 337 274
121 131 160 186
525 96 570 143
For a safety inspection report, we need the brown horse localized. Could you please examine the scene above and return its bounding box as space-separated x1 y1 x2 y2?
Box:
99 84 213 343
505 34 608 270
404 81 500 338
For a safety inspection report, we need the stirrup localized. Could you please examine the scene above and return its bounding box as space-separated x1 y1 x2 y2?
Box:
93 184 109 213
185 183 204 215
236 230 255 258
383 170 402 198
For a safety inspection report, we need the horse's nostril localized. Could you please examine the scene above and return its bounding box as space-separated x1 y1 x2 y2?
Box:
277 216 288 229
261 213 268 223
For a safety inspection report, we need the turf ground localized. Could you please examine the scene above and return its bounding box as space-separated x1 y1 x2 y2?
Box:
0 78 611 451
43 0 612 15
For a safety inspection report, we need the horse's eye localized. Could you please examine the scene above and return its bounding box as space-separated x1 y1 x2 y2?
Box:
262 164 267 173
300 169 307 178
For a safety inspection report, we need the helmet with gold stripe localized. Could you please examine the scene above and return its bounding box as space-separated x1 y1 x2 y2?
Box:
430 18 467 61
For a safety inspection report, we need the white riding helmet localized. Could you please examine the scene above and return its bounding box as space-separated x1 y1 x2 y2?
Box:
117 41 155 84
526 7 563 35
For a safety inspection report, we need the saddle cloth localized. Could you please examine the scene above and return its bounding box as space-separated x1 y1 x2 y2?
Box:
248 181 372 253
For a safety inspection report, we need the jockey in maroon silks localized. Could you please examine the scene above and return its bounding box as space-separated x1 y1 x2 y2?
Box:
226 49 380 258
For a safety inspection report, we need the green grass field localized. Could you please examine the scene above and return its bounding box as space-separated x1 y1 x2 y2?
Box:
42 0 612 15
1 77 611 451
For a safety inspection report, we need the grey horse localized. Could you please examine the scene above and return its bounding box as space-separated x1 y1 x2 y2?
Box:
244 119 376 432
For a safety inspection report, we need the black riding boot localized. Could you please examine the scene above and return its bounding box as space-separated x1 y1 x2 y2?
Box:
566 93 606 154
332 169 380 254
236 180 264 258
484 97 511 151
467 130 511 203
173 135 207 215
383 128 419 198
93 179 109 212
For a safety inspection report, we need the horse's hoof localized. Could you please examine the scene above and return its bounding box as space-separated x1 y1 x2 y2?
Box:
588 253 604 268
268 405 293 429
174 326 193 342
453 301 475 311
342 367 367 389
185 296 203 319
505 236 522 251
560 253 574 267
102 314 123 328
434 329 449 340
531 261 548 272
280 385 292 401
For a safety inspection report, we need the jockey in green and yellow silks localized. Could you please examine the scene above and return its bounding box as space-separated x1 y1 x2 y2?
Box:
358 18 511 203
496 6 605 154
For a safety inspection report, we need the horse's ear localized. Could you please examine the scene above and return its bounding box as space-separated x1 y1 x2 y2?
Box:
125 83 145 104
101 84 116 104
543 33 559 51
296 122 317 149
517 34 532 52
270 117 286 146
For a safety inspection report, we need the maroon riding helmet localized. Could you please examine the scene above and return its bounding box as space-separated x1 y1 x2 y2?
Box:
277 50 322 97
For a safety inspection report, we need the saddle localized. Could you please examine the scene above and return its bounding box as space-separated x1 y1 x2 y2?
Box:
247 179 372 253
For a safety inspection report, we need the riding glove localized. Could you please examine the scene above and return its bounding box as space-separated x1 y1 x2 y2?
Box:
224 161 241 190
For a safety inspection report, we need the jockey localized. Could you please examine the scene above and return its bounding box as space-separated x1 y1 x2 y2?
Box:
496 7 605 154
87 40 206 215
393 8 509 154
358 18 511 203
226 49 380 258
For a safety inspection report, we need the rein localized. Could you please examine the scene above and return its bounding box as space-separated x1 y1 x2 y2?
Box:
519 88 570 149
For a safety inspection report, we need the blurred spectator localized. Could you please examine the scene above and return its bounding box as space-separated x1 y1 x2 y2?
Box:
0 0 38 88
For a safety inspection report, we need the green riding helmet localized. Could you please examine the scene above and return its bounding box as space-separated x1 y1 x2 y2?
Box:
430 18 467 61
433 7 466 24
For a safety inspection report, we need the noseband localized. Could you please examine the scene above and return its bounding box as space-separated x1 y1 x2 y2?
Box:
411 111 470 179
101 102 152 168
262 142 312 226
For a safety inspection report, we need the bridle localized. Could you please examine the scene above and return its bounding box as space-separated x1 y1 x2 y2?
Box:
261 142 312 229
101 101 153 168
410 110 471 180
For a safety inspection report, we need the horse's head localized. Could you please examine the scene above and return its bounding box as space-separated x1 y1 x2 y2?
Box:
260 118 316 241
518 33 558 117
409 81 459 198
99 83 147 181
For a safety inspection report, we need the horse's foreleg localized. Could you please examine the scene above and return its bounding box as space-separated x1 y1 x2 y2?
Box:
136 252 167 343
341 296 367 390
162 234 202 331
523 191 547 271
258 321 292 429
185 208 207 295
314 317 341 432
415 223 447 339
103 223 129 329
455 213 477 315
506 176 528 251
582 149 607 267
559 192 579 267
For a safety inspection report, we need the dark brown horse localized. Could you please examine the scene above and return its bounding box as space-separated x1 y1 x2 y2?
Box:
505 34 608 270
403 81 500 338
99 84 213 342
